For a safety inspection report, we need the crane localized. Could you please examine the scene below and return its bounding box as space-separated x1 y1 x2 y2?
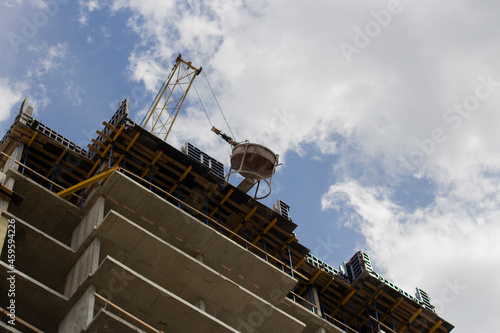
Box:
140 54 202 141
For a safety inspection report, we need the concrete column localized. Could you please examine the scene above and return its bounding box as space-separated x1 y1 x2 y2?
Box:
315 328 326 333
58 285 96 333
195 298 206 312
64 238 101 297
194 254 206 313
196 254 204 263
6 98 32 173
310 287 322 317
0 175 13 212
6 138 24 173
194 254 206 314
71 196 105 250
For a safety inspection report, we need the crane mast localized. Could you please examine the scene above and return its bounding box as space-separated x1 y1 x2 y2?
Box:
141 54 202 141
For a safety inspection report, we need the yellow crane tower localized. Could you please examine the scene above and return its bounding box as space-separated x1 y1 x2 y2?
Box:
140 54 202 141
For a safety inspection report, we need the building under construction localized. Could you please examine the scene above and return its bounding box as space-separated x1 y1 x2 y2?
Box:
0 57 454 333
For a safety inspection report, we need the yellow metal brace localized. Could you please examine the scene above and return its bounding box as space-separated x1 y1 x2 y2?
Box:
348 288 384 325
115 132 141 166
208 188 234 218
331 288 356 316
273 234 296 256
294 256 307 270
101 125 125 157
298 267 322 295
21 132 38 168
140 150 163 178
380 297 403 323
429 320 442 333
169 165 193 194
319 277 334 294
87 125 125 178
27 132 38 147
45 149 67 178
230 205 258 237
58 165 120 198
397 308 422 333
251 217 278 245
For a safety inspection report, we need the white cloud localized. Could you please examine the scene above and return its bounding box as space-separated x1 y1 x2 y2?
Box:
32 83 50 111
3 0 22 8
27 42 69 77
100 25 111 39
321 179 500 331
78 0 103 25
65 80 85 107
30 0 48 10
0 78 26 123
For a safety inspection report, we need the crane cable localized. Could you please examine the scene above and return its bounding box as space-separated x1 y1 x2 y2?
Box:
198 71 237 142
192 80 213 128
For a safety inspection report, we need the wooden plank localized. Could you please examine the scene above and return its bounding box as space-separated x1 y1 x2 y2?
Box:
27 144 88 179
96 130 113 143
24 159 75 189
91 139 107 150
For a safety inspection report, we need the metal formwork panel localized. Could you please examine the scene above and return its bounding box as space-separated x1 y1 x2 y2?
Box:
185 142 225 179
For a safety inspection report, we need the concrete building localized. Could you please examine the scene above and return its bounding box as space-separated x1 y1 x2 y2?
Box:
0 98 454 332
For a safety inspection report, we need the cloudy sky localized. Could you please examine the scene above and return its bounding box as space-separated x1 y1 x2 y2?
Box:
2 0 500 331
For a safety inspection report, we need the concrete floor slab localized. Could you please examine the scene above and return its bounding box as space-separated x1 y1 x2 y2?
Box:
0 261 68 332
89 257 239 333
88 210 305 333
0 212 76 293
6 169 82 245
95 172 298 302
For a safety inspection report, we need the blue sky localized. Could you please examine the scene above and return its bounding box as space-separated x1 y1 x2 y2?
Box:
2 0 500 331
